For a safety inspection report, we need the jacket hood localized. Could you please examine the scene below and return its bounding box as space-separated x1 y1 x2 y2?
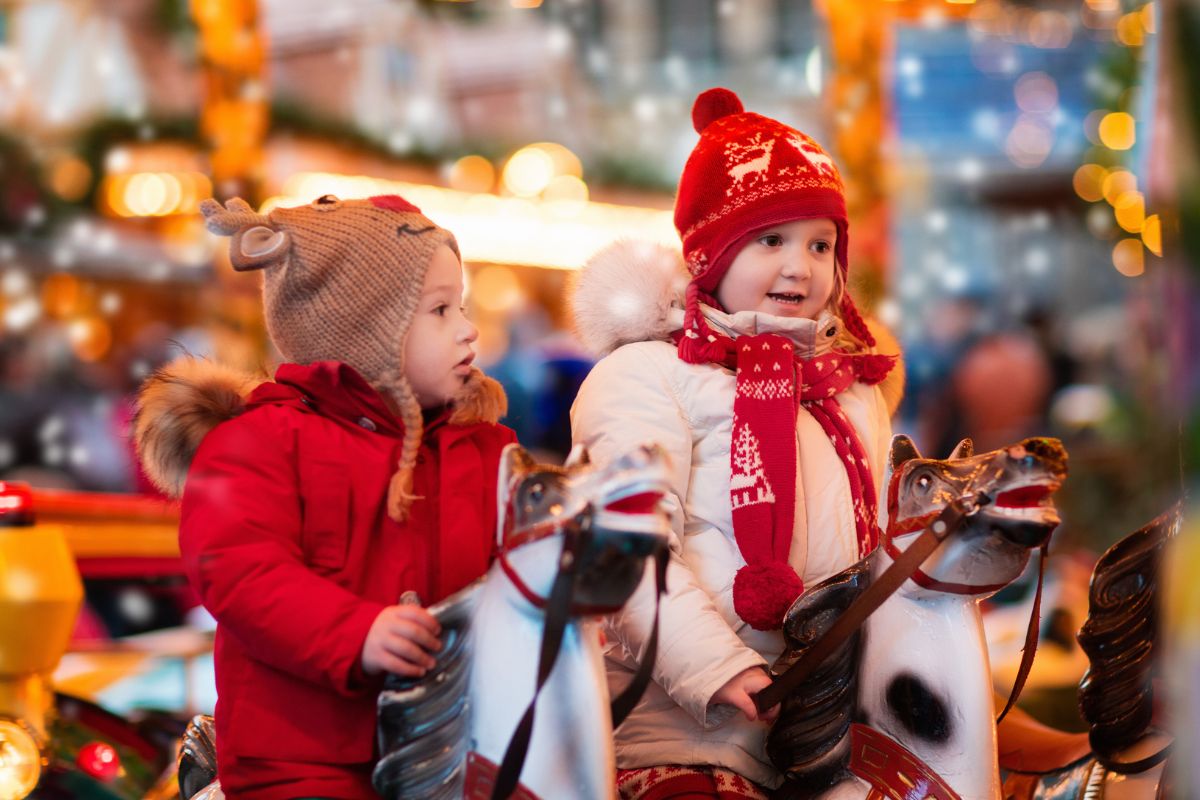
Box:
570 238 905 414
134 357 507 499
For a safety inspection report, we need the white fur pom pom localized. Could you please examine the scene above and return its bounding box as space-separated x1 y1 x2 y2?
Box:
569 240 688 356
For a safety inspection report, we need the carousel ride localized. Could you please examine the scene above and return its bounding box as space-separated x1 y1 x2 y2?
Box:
1 432 1182 800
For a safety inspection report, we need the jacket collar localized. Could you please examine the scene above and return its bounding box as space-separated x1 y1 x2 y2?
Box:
667 304 842 359
266 361 408 436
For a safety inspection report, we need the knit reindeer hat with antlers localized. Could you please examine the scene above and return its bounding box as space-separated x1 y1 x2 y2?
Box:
673 88 875 362
200 193 466 521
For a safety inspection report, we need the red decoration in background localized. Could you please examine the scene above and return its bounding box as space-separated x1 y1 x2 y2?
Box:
77 741 121 782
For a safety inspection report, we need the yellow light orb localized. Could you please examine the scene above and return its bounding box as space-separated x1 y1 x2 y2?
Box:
543 174 589 203
1141 214 1162 256
1102 169 1136 205
125 173 169 217
1112 238 1144 277
48 156 93 202
530 142 583 179
1098 112 1136 150
1116 12 1145 46
470 265 524 313
68 317 113 362
1072 164 1108 202
1113 191 1145 233
448 155 496 194
502 147 556 198
41 274 82 319
0 719 42 800
102 176 130 217
156 172 183 216
1140 2 1157 34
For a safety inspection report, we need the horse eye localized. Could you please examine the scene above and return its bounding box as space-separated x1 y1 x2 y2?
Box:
916 475 932 491
529 483 544 503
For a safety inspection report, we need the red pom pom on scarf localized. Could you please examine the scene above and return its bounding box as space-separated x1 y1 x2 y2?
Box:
732 562 804 631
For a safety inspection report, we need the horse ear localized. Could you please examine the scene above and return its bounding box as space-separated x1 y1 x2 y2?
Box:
889 435 922 469
948 438 974 460
564 443 591 468
500 444 537 484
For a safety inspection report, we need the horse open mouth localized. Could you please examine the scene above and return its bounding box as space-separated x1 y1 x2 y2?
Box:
993 483 1058 509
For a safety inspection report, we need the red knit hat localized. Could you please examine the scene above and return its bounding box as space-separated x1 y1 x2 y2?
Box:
673 88 875 361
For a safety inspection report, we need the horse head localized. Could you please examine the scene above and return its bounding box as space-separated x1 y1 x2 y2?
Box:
497 443 671 614
883 435 1068 595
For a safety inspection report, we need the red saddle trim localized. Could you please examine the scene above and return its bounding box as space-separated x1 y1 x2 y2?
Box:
849 724 962 800
465 751 542 800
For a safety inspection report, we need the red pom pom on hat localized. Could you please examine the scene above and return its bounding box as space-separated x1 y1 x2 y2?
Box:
732 562 804 631
692 88 744 133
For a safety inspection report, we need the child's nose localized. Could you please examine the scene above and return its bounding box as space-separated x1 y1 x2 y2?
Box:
461 319 479 345
780 253 810 280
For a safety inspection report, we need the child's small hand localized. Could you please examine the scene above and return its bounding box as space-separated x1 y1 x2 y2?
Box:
711 666 779 723
361 605 443 677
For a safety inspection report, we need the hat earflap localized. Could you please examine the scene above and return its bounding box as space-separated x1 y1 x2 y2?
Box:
677 282 728 364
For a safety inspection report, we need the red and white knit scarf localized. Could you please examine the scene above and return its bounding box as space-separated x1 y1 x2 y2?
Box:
679 327 894 630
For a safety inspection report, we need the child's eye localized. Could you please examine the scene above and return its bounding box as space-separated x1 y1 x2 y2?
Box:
811 240 832 254
759 234 783 247
433 304 448 316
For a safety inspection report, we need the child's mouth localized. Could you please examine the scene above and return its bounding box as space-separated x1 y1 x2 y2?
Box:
767 292 806 305
453 353 476 376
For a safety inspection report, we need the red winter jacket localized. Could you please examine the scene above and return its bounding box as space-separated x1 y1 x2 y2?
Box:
177 361 515 799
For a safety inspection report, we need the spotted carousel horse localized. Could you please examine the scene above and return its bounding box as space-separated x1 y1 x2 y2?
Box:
760 435 1069 800
761 435 1177 800
178 443 670 800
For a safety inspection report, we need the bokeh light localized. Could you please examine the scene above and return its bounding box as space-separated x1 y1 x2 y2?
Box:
1073 164 1108 202
448 155 496 194
502 147 556 197
1112 238 1145 277
1141 214 1162 255
1098 112 1136 150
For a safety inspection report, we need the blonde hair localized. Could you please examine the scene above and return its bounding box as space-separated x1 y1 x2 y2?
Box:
825 267 871 354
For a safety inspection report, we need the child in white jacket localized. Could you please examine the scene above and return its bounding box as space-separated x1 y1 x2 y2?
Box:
569 88 904 798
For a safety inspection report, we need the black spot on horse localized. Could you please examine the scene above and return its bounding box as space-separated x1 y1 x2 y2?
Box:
397 224 436 237
886 673 951 743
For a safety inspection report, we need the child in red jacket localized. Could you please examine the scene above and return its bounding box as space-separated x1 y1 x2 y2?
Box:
135 194 514 799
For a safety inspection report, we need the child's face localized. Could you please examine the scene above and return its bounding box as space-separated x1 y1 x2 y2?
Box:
403 245 479 409
715 218 838 320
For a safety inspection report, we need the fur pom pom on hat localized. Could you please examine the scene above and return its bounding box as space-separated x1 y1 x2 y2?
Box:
570 240 689 356
199 193 459 522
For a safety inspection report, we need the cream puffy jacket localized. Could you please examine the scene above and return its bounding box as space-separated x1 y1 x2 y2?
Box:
568 242 902 788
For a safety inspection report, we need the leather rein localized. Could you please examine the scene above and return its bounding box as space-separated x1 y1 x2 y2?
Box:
755 490 1048 723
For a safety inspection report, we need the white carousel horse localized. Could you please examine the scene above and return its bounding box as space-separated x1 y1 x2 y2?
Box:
768 435 1176 800
180 443 671 800
767 435 1070 800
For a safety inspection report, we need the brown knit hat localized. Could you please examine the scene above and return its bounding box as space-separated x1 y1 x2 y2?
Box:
199 193 459 522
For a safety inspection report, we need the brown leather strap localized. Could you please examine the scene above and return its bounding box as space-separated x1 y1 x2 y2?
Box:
755 492 989 713
996 545 1047 725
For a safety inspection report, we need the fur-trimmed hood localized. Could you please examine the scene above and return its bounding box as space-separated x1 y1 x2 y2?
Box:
133 358 506 499
569 239 905 415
